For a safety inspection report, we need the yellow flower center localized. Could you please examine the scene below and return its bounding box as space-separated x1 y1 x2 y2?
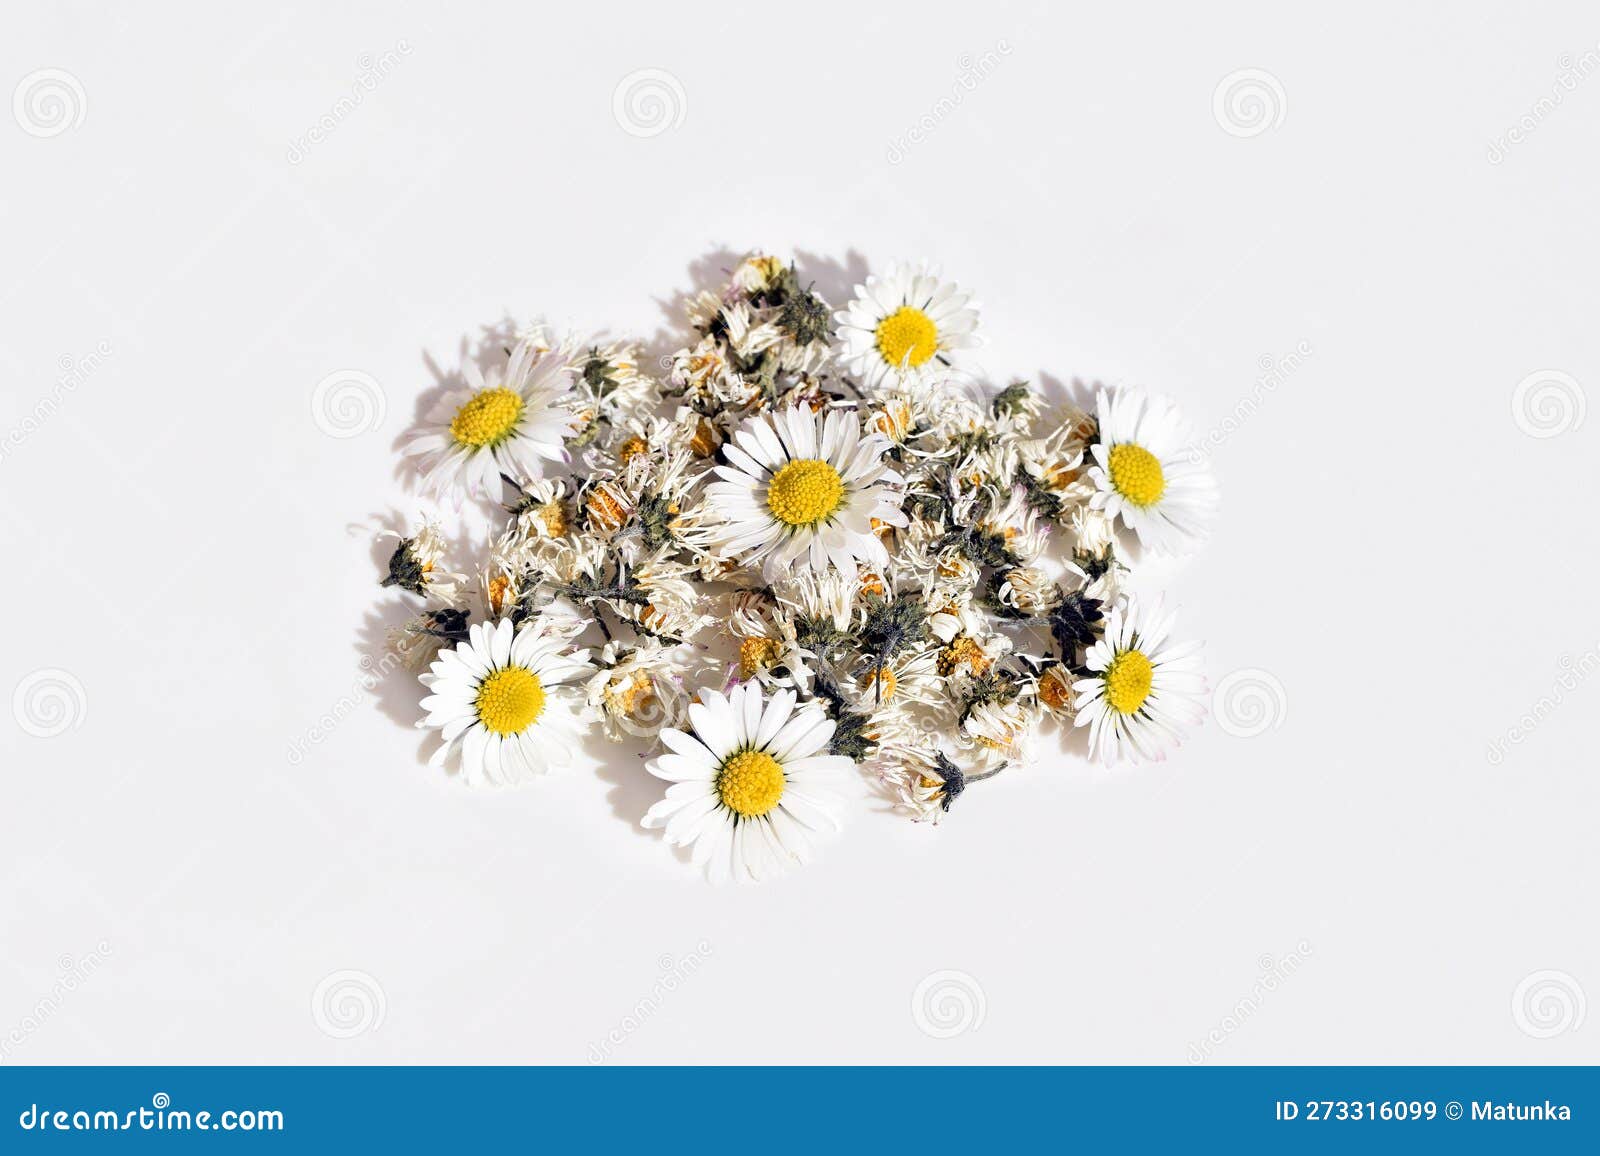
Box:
865 666 897 702
535 500 567 538
689 419 720 458
1107 443 1165 508
738 636 782 679
869 400 912 440
1042 459 1081 489
766 459 845 527
1104 649 1154 715
717 749 785 818
586 485 630 533
475 666 545 735
611 672 655 716
1038 669 1073 711
618 436 649 464
937 636 991 677
874 306 939 369
450 387 524 448
487 575 511 614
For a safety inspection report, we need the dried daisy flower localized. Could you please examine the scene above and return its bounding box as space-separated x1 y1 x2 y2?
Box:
584 638 693 742
379 520 467 603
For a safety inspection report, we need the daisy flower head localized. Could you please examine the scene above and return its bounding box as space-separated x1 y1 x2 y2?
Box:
872 738 968 824
404 338 582 503
835 261 981 391
1072 598 1206 765
706 405 907 582
418 616 593 785
642 683 851 883
379 519 467 603
1087 387 1218 554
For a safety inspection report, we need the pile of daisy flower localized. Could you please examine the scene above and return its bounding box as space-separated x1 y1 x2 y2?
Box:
378 254 1217 883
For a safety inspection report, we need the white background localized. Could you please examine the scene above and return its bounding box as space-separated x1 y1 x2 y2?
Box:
3 1 1597 1064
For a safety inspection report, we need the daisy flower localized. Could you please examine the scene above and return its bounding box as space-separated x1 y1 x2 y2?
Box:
1087 387 1218 554
418 617 593 785
584 638 692 742
642 683 851 883
872 739 974 824
379 519 467 603
835 262 980 390
404 339 582 502
848 645 945 713
706 405 906 582
1072 598 1206 765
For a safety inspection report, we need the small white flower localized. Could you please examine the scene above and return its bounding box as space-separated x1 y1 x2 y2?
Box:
1088 387 1218 554
643 683 851 883
707 405 906 582
835 261 981 390
418 617 593 784
379 519 467 602
959 697 1036 769
404 339 581 502
872 739 967 824
584 638 692 742
1073 598 1206 764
